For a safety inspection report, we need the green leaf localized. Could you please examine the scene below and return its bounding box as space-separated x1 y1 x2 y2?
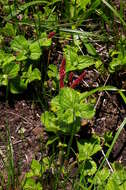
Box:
46 136 59 147
4 55 16 66
2 23 16 37
64 45 79 72
106 173 126 190
16 51 27 61
95 60 105 73
109 54 126 73
55 87 79 110
80 32 97 56
0 50 6 66
25 170 34 178
28 68 41 83
77 0 91 11
41 110 80 134
11 35 29 52
41 111 60 133
80 86 120 100
39 32 52 47
2 62 20 79
48 64 59 79
0 51 16 67
64 45 95 72
106 181 120 190
29 41 42 60
51 87 95 122
85 42 97 56
23 178 36 190
76 103 95 119
36 182 43 190
42 157 50 171
77 55 95 70
77 135 101 161
22 65 41 84
92 168 110 185
42 87 94 134
23 179 42 190
31 159 41 176
88 167 110 190
9 77 27 94
51 87 79 113
0 74 8 86
80 159 97 177
103 131 113 147
58 108 75 124
105 163 126 190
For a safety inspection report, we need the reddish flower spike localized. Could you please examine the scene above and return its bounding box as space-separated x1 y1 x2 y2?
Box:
59 58 66 88
70 71 86 89
68 72 74 86
48 31 56 39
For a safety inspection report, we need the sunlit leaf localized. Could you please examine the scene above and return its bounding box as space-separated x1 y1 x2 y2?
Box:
11 35 29 52
2 62 20 79
80 159 97 177
2 23 16 37
41 111 60 133
77 0 91 11
77 135 101 161
31 159 41 177
51 87 95 123
23 178 36 190
39 32 52 47
48 64 59 80
91 168 110 185
29 41 42 60
64 45 95 72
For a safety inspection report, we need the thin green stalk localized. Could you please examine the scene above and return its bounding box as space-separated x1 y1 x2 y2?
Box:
99 117 126 170
53 137 66 190
79 161 88 188
119 91 126 104
120 0 124 19
89 117 126 189
5 82 9 105
66 113 76 159
74 0 77 18
5 120 15 190
102 0 126 28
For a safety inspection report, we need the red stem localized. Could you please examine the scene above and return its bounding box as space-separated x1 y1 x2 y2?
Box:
70 71 86 89
59 58 66 88
48 31 56 39
68 72 74 86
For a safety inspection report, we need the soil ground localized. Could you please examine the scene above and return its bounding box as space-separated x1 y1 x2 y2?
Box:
0 98 48 185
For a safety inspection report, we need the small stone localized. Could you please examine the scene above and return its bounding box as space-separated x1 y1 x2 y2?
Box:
32 127 43 138
81 119 88 127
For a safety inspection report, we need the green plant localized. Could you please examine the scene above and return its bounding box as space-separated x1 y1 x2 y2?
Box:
0 32 52 94
41 87 95 134
0 120 20 190
0 0 126 189
64 45 96 72
109 37 126 73
22 159 46 190
23 118 126 190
